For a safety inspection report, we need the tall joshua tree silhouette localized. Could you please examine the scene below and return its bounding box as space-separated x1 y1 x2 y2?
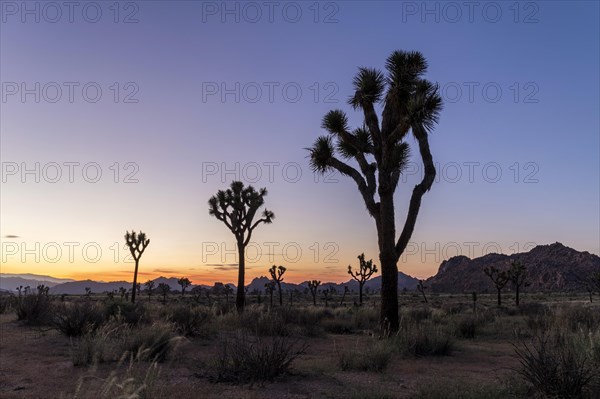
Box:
306 50 442 332
208 181 274 312
348 253 378 305
269 265 286 306
484 266 509 306
125 230 150 304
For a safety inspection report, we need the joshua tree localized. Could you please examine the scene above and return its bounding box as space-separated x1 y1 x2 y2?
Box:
308 280 321 306
190 286 203 303
416 280 428 303
348 253 378 305
145 280 155 300
178 277 191 298
157 282 170 304
119 286 127 299
84 287 92 299
322 288 332 307
340 286 349 306
16 285 23 297
208 181 274 312
306 50 443 332
269 265 287 306
484 266 509 306
265 281 276 307
124 230 150 304
224 285 234 304
507 261 528 306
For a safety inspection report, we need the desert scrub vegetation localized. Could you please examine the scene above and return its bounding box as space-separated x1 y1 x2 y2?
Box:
336 339 392 372
208 331 306 383
413 377 527 399
513 329 599 398
15 292 53 325
103 299 147 325
71 321 181 366
162 303 214 338
392 319 455 357
52 301 105 337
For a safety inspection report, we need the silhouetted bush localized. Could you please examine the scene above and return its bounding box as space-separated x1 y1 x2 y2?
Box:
393 322 454 357
166 304 213 338
514 330 596 398
53 301 105 337
16 293 52 325
209 331 306 383
122 322 180 362
337 341 392 372
104 300 146 325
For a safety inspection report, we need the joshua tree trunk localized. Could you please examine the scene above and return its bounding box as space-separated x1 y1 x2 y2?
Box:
497 288 502 306
277 282 283 306
236 240 245 312
131 259 139 303
312 293 317 306
515 285 520 306
378 193 399 331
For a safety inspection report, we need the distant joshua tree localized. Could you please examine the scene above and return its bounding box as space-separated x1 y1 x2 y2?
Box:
484 266 509 306
119 286 127 299
208 181 274 312
348 253 378 305
322 288 332 307
16 285 24 297
269 265 287 306
507 261 528 306
145 280 155 300
306 50 443 332
178 277 192 298
340 286 350 306
157 282 170 303
84 287 92 299
265 281 276 307
416 280 428 303
308 280 321 306
224 285 234 305
36 284 49 296
124 230 150 304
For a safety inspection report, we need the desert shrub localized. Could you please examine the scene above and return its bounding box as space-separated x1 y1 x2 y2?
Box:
518 302 550 317
514 330 596 398
121 323 181 363
166 304 213 338
71 322 124 366
555 305 600 332
52 301 105 337
337 341 392 372
104 300 147 325
240 310 290 337
15 293 52 325
72 356 162 399
393 322 454 357
322 318 354 334
413 377 526 399
406 307 432 323
0 296 12 314
209 331 306 383
455 315 478 339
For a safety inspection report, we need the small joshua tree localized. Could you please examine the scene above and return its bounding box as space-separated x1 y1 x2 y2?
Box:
308 280 321 306
340 286 349 306
265 281 276 307
416 280 428 303
178 277 191 298
322 288 332 307
119 286 127 299
124 230 150 304
145 280 155 301
208 181 274 312
507 261 528 306
348 253 378 305
158 282 170 304
484 266 509 306
224 285 233 304
84 287 92 299
36 285 49 296
16 285 23 298
269 265 287 306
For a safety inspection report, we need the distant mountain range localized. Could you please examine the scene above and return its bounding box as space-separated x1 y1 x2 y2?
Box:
426 242 599 293
2 243 597 295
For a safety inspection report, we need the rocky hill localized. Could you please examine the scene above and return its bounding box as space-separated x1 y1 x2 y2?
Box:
426 242 599 293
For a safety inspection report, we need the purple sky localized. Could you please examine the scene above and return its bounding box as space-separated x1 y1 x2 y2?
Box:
1 1 598 284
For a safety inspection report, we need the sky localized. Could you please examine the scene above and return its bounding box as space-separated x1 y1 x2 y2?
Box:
1 1 599 285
